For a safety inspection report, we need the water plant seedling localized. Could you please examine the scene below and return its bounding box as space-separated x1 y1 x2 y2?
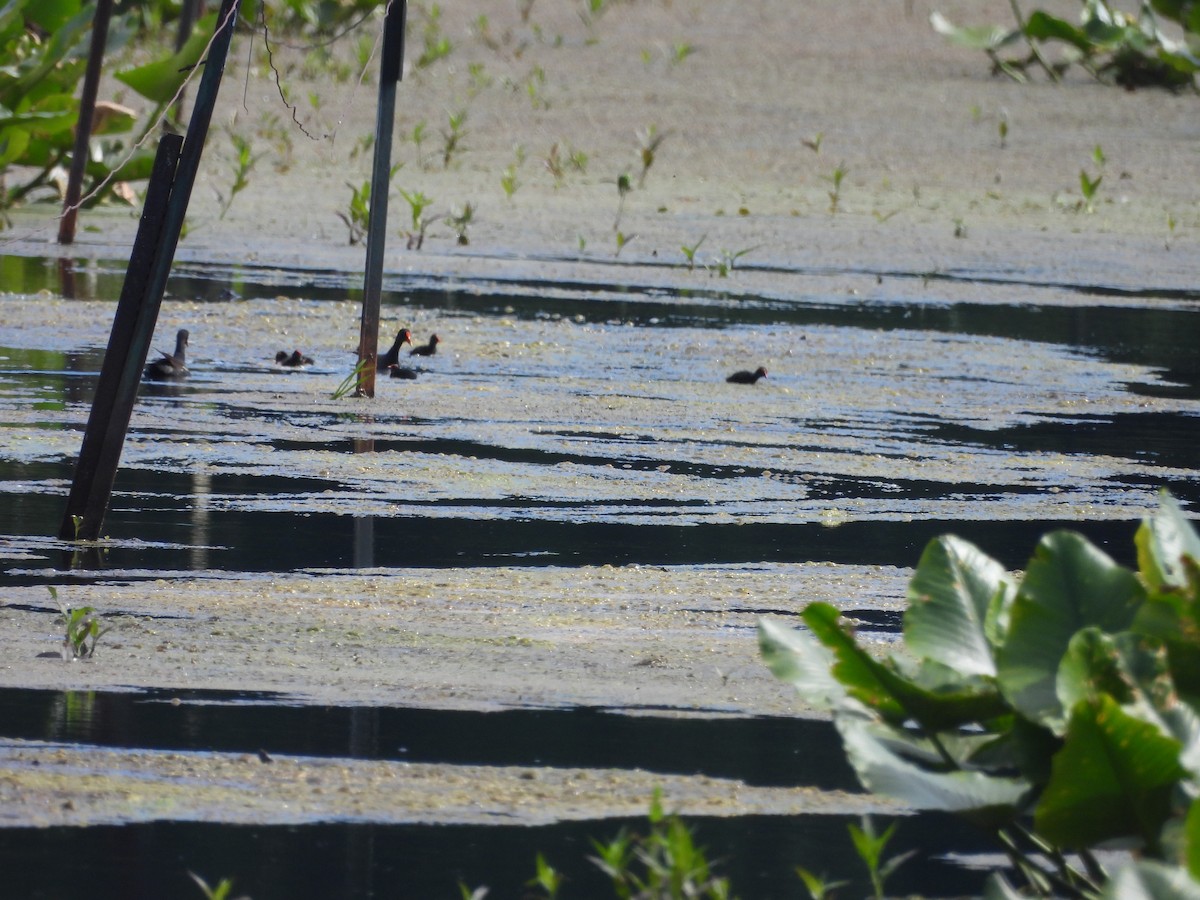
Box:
398 187 434 248
713 245 757 277
416 3 453 70
680 234 707 270
527 853 563 899
53 587 112 660
332 359 370 400
613 172 632 230
501 164 519 199
217 130 257 220
189 871 237 900
636 124 667 188
409 121 428 168
1079 168 1102 213
824 162 848 212
445 202 475 245
441 109 468 168
671 42 696 65
338 180 371 244
526 65 549 109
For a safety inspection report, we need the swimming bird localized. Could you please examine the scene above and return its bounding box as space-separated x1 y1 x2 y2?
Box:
390 366 418 380
726 366 767 384
275 350 314 367
377 328 413 370
410 333 440 357
144 329 189 380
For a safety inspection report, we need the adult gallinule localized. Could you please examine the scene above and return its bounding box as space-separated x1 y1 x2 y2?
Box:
275 350 314 367
726 366 767 384
144 329 189 380
410 333 440 357
377 328 413 369
390 366 418 379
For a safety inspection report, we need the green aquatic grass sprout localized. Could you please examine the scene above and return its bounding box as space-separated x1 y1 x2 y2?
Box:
53 587 111 660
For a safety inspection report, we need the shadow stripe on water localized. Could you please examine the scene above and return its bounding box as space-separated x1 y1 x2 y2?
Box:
53 512 1141 573
2 687 857 791
0 812 994 899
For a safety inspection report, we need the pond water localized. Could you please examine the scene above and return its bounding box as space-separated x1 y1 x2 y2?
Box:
1 252 1199 897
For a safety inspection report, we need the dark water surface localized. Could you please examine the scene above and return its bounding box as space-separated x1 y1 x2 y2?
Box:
0 813 992 900
3 254 1200 896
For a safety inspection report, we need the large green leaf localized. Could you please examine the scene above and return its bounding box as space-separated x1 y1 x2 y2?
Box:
930 11 1021 51
1024 11 1093 53
26 0 81 33
1057 628 1200 778
996 531 1144 728
115 12 218 105
835 711 1030 823
803 603 1008 730
1137 490 1200 592
1099 861 1200 899
757 616 845 712
905 534 1014 677
0 124 29 168
0 0 29 45
0 3 92 107
1188 795 1200 880
1057 628 1167 711
1035 695 1186 850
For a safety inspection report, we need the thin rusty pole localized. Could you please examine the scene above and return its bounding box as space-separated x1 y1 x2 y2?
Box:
58 0 115 245
356 0 407 398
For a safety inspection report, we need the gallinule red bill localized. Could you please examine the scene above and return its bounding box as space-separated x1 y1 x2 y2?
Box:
726 366 767 384
377 328 413 369
144 329 189 380
275 350 314 367
410 333 440 356
390 366 418 379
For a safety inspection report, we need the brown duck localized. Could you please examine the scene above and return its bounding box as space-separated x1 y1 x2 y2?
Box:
144 329 189 380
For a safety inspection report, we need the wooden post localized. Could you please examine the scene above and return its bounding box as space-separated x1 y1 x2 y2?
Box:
58 0 242 543
356 0 407 397
57 0 115 245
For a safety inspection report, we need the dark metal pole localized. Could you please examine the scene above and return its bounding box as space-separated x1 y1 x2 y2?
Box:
58 0 115 245
58 134 183 540
58 0 242 543
356 0 407 398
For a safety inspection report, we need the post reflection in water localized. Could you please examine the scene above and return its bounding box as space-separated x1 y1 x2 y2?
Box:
353 437 376 568
190 470 212 571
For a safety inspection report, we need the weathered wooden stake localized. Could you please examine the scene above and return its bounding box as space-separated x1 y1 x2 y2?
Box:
356 0 407 397
58 0 242 543
57 0 115 245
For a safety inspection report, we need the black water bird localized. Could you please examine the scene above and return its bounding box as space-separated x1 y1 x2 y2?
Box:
144 329 189 380
275 350 314 367
726 366 767 385
377 328 413 370
410 333 440 357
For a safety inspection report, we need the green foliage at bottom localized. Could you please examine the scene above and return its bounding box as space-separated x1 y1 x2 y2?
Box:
761 490 1200 896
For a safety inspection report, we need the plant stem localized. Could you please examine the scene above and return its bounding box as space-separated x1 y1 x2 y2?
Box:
1006 0 1060 81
